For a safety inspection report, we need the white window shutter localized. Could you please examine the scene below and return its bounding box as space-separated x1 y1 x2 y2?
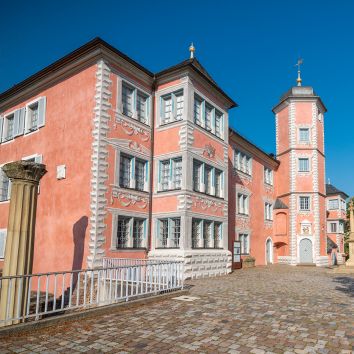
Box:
0 230 6 259
13 108 25 137
0 116 3 143
37 97 46 128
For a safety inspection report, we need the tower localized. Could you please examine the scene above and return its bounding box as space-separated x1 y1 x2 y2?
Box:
273 66 328 266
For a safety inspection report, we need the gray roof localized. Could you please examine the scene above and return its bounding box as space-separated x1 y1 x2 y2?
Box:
326 183 349 198
274 199 289 209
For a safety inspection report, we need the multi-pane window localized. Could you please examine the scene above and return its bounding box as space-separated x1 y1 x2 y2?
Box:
299 196 310 211
299 128 310 143
28 102 39 131
161 90 184 124
340 199 346 210
298 158 310 172
237 193 249 215
264 167 273 185
215 110 223 138
339 222 344 233
2 114 15 141
239 233 249 254
122 82 150 124
192 218 223 249
133 219 144 248
330 222 337 233
265 202 273 221
116 216 146 249
328 199 339 210
157 218 181 248
194 94 224 139
0 167 10 202
119 153 148 191
117 216 130 248
193 159 224 198
159 157 182 191
234 149 252 175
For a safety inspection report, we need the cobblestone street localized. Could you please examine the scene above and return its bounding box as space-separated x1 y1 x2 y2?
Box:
0 265 353 353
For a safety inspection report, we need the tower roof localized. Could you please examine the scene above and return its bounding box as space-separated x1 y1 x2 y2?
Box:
326 183 349 199
272 86 327 113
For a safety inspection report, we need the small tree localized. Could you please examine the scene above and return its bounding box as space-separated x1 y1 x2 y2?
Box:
344 197 354 255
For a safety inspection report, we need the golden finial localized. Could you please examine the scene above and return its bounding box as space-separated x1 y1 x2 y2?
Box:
189 43 195 59
295 58 303 86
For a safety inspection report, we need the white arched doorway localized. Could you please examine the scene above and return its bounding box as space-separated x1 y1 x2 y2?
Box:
266 238 273 264
299 238 313 264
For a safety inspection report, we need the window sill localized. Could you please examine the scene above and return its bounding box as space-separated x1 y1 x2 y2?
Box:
118 186 149 194
192 189 224 200
234 169 252 178
119 112 150 128
237 213 249 217
111 248 148 251
159 118 184 128
194 123 224 141
192 247 224 250
155 247 180 250
157 188 181 193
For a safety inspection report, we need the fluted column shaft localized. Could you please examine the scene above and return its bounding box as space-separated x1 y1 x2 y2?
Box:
0 161 46 326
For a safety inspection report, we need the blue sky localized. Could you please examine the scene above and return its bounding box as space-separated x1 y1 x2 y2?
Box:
1 0 353 196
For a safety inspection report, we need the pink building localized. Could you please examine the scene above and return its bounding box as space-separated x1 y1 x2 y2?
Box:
0 38 349 277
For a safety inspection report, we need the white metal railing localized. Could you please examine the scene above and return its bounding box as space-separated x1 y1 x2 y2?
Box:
102 258 174 267
0 261 184 327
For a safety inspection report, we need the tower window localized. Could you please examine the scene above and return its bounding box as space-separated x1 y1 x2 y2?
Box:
299 196 310 211
299 128 310 143
298 158 310 172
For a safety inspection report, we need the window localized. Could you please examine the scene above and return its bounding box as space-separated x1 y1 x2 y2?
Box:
194 94 224 138
298 158 310 172
116 216 146 249
340 199 346 211
122 82 150 124
0 229 6 259
239 233 249 254
157 218 181 248
158 157 182 191
330 222 337 233
339 222 344 233
25 98 46 133
1 108 26 143
193 159 224 198
3 114 14 141
264 167 273 185
0 166 10 202
265 202 273 221
299 128 310 143
234 149 252 176
192 218 223 249
161 90 184 125
119 153 148 191
237 193 249 215
328 199 339 210
299 196 310 211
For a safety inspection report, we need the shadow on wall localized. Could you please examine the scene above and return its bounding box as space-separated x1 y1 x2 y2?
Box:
333 276 354 298
72 216 88 273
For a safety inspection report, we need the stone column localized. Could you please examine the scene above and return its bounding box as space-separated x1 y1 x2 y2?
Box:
346 200 354 267
0 161 46 326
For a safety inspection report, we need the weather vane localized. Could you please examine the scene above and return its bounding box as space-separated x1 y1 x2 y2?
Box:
295 58 303 86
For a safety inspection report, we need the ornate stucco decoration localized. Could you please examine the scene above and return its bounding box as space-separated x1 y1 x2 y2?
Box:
111 190 148 209
194 196 224 213
236 216 250 230
203 144 216 159
114 116 150 142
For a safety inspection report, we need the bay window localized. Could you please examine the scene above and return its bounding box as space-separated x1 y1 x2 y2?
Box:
161 90 184 124
193 94 224 139
158 157 182 191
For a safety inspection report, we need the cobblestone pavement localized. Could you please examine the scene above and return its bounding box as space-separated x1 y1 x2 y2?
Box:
0 265 353 353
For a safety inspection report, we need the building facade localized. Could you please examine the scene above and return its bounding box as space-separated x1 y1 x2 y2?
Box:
0 38 348 277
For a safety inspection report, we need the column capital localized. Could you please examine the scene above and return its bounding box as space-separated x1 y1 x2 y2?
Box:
3 161 47 184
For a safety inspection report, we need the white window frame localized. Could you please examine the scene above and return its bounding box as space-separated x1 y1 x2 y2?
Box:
1 111 15 143
118 152 149 192
234 149 252 176
193 94 224 139
329 222 337 233
192 218 223 249
264 167 273 185
156 217 181 248
298 157 310 172
192 159 224 198
120 80 151 125
158 157 182 192
328 198 339 210
160 89 184 125
0 163 11 203
237 193 249 216
299 196 311 211
340 199 346 211
265 202 273 221
298 127 310 144
0 229 7 259
115 215 147 249
238 233 250 255
24 97 46 135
